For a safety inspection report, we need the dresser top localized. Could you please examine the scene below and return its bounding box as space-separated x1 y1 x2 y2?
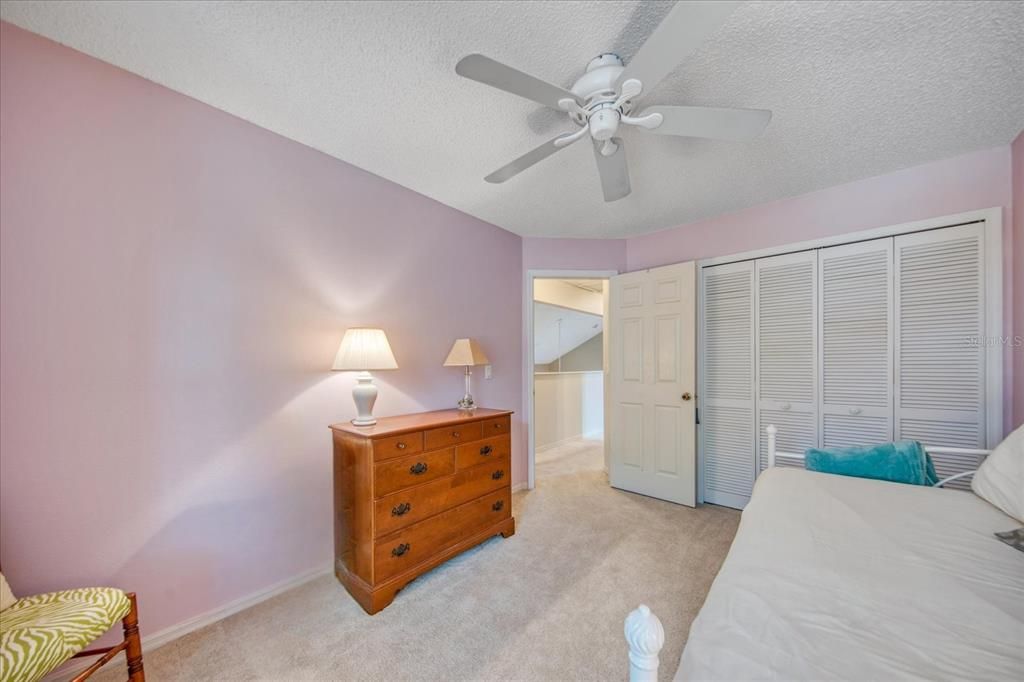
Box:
330 408 513 438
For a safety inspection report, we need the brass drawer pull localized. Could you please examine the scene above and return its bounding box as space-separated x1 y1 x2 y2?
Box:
410 462 428 475
493 423 503 429
451 431 460 438
391 543 410 557
396 442 407 450
480 445 493 456
492 469 505 480
391 502 411 517
492 500 504 512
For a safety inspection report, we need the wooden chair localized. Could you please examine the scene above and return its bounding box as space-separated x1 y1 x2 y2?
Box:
67 592 145 681
0 574 144 682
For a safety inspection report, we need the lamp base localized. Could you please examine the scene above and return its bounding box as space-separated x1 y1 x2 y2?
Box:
351 371 378 426
456 366 476 411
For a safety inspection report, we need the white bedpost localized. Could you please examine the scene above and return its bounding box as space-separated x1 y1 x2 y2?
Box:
766 423 777 468
625 604 664 682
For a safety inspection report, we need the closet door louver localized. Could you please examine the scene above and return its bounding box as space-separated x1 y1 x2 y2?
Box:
818 239 893 448
895 224 986 488
755 251 818 471
701 261 755 508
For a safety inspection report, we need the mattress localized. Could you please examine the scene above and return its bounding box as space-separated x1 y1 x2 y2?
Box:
676 467 1024 680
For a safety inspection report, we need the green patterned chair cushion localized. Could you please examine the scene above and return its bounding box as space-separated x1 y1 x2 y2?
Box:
0 587 130 682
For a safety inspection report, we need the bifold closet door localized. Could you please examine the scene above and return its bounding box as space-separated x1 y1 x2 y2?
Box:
818 238 893 448
895 223 986 487
755 251 818 472
700 261 754 508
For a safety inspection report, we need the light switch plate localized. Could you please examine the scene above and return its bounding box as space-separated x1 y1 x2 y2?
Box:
484 364 492 379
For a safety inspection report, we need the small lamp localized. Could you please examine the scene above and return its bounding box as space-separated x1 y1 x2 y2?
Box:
332 328 398 426
443 338 489 410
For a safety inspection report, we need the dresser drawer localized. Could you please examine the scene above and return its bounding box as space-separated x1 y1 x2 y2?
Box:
374 448 454 498
424 422 483 450
455 434 511 470
480 415 511 437
374 487 511 582
374 453 511 537
372 432 424 462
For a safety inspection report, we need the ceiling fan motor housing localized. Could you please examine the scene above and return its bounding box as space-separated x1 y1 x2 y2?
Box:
571 54 629 111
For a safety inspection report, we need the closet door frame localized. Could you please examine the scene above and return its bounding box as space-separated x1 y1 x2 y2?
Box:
696 207 1003 504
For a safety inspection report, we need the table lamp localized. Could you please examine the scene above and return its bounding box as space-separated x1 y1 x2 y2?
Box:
443 338 489 410
332 328 398 426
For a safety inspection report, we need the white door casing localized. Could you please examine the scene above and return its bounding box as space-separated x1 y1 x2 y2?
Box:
609 262 696 506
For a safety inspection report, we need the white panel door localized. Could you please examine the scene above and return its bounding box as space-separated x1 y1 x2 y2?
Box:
609 262 696 505
700 261 755 509
818 238 894 448
895 223 986 487
755 251 818 472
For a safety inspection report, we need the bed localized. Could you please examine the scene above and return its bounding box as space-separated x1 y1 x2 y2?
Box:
623 429 1024 681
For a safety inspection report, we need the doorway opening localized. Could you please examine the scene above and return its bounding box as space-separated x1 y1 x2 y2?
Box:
529 275 610 486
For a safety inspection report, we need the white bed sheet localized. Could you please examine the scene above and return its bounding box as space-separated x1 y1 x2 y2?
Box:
676 468 1024 681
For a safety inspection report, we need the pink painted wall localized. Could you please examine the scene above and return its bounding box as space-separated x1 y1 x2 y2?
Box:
1013 130 1024 430
522 237 626 273
0 20 523 638
626 146 1016 432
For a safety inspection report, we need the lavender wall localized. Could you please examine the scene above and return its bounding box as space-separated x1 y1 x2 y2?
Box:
626 146 1017 432
0 21 523 636
522 237 626 273
1013 130 1024 429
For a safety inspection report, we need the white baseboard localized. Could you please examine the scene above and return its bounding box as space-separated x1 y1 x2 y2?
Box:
142 563 332 651
511 481 528 493
43 563 332 681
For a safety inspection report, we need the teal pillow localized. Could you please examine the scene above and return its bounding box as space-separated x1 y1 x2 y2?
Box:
804 440 938 486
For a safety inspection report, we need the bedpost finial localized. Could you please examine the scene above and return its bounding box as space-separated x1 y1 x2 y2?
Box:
625 604 664 681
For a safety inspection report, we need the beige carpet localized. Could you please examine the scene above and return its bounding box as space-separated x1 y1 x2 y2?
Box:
100 438 739 681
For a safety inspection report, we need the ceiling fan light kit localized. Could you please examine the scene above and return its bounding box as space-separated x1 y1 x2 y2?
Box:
455 0 771 203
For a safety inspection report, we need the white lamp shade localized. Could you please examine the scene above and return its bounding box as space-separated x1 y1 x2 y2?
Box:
332 328 398 371
443 338 489 367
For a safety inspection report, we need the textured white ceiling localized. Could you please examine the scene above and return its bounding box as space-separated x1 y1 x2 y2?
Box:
2 1 1022 238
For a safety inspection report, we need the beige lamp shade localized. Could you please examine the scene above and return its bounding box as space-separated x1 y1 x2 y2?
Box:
332 328 398 371
443 338 489 367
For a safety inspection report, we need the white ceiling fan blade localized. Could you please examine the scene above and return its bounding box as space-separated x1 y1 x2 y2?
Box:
457 54 580 110
592 139 630 202
485 134 581 184
617 1 741 94
639 105 771 140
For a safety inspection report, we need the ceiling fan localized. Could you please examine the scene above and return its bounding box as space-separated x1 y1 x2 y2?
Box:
455 0 770 202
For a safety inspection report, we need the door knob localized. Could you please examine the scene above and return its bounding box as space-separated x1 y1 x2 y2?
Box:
681 392 692 401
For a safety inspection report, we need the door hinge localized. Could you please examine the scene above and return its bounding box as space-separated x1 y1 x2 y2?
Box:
695 408 700 425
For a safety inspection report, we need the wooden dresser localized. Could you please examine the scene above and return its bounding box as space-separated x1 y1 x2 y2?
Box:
330 408 515 613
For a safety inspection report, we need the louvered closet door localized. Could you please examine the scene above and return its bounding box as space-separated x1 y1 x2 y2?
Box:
895 223 986 488
701 261 755 508
756 251 818 472
818 239 893 448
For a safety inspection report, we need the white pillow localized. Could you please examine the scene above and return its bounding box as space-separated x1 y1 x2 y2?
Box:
0 572 16 611
972 425 1024 523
